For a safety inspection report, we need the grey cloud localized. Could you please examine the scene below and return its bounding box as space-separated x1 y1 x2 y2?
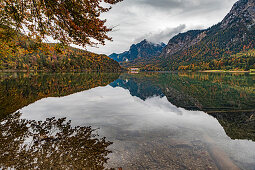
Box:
135 24 186 44
133 0 234 12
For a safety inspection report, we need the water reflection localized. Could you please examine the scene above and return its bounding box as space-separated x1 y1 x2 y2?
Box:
1 72 255 169
20 85 255 169
211 111 255 141
111 72 255 142
0 112 112 169
115 72 255 111
110 78 164 100
0 72 120 118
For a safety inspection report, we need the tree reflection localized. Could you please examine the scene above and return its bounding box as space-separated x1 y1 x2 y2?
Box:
0 72 120 119
0 113 113 169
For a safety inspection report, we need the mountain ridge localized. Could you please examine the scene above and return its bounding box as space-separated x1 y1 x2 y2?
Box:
124 0 255 71
109 39 166 62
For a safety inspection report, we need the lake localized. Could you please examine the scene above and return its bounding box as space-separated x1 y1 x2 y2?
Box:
0 72 255 169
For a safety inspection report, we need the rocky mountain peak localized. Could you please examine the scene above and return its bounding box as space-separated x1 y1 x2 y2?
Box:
136 39 164 48
161 0 255 58
108 40 166 62
220 0 255 29
140 39 149 44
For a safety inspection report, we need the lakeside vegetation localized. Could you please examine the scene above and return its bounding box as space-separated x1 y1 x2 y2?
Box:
122 49 255 72
178 49 255 71
0 26 121 72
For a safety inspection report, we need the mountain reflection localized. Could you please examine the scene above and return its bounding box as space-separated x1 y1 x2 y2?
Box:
0 112 112 169
110 78 164 100
113 72 255 111
110 72 255 141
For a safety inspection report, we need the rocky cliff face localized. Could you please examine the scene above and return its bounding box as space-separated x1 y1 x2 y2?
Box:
221 0 255 29
161 30 206 57
109 39 166 62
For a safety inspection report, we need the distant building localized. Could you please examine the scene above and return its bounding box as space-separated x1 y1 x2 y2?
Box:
128 68 140 74
129 68 139 71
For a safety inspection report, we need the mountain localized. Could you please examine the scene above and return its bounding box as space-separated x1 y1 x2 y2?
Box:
0 26 121 72
128 0 255 71
108 39 166 62
160 30 206 57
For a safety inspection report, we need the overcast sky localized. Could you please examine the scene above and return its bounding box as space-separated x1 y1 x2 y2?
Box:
85 0 237 55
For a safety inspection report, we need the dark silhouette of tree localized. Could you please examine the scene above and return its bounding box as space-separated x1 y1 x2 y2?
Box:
0 112 113 169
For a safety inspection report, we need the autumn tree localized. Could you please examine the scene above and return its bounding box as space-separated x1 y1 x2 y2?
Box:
0 0 122 46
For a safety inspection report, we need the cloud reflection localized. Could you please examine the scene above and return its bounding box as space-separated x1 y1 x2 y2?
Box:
20 85 255 168
20 86 220 132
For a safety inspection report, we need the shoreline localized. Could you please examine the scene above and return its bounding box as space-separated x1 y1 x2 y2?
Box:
199 70 250 73
0 69 122 73
0 69 253 74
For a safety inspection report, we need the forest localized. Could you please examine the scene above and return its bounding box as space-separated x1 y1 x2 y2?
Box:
0 26 121 72
178 49 255 71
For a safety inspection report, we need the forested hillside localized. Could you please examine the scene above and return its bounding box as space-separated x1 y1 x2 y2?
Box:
0 26 121 72
164 21 255 71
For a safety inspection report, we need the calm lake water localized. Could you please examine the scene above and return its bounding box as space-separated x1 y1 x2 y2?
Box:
0 72 255 169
